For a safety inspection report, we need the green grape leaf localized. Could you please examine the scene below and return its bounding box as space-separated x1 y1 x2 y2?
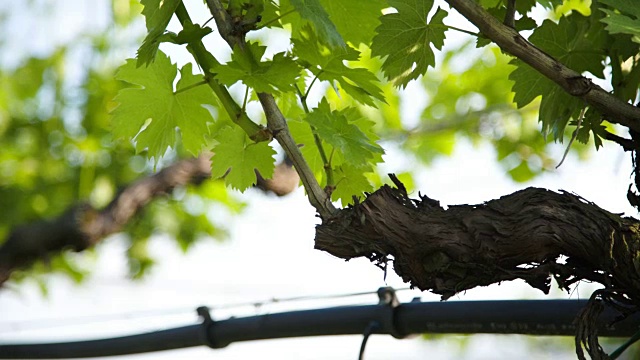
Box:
348 108 385 164
149 23 213 48
509 13 607 140
371 1 447 88
510 59 555 108
599 0 639 16
288 0 345 48
210 126 276 192
599 0 640 42
612 60 640 103
261 0 282 28
538 84 583 141
510 60 582 140
111 51 212 160
137 0 181 67
328 111 382 205
293 27 385 106
331 163 373 206
319 0 386 45
536 0 563 10
305 98 383 167
600 9 640 42
288 118 327 180
529 15 607 77
478 0 500 8
172 22 213 44
575 108 606 149
213 42 300 94
516 16 537 31
508 161 536 183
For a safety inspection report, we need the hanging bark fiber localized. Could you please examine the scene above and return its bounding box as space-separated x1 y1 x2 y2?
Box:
315 175 640 359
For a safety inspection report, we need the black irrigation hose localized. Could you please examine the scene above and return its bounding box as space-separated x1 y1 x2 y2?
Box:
1 299 639 359
0 325 202 359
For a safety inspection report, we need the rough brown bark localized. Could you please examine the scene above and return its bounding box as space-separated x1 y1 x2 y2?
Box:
316 178 640 299
315 175 640 359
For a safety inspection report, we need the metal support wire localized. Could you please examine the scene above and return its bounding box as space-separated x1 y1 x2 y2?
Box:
0 287 415 335
1 294 640 359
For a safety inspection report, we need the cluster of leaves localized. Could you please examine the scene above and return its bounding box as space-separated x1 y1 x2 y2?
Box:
115 0 640 204
112 0 462 204
115 0 392 204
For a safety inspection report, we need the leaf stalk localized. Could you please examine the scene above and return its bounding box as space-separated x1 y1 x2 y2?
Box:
295 83 334 189
174 3 271 142
173 79 208 95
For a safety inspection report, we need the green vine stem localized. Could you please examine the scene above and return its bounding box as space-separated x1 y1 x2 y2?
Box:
241 86 249 113
295 83 334 189
201 0 338 219
440 24 477 37
256 9 296 30
173 79 208 95
258 92 337 218
302 73 321 102
174 3 271 142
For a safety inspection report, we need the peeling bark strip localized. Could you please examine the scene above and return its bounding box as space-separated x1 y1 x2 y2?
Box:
315 177 640 302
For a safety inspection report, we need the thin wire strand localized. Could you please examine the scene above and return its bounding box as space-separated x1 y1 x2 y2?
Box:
0 287 414 334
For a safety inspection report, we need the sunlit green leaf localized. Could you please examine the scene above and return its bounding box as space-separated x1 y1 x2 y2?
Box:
287 0 344 48
288 118 327 181
210 126 276 192
137 0 181 66
305 98 383 167
293 27 385 106
599 0 640 42
112 50 213 160
508 160 536 182
213 42 300 94
319 0 386 45
331 163 373 206
371 1 448 87
509 12 606 140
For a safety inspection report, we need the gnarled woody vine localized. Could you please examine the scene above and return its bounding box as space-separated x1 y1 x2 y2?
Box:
316 175 640 360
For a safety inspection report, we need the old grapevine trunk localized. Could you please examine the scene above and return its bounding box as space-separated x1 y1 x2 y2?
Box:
315 176 640 358
315 176 640 303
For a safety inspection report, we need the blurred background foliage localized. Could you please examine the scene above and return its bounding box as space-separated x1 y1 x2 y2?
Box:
0 0 600 288
0 0 245 289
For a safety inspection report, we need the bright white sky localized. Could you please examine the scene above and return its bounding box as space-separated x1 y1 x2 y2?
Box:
0 1 636 359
